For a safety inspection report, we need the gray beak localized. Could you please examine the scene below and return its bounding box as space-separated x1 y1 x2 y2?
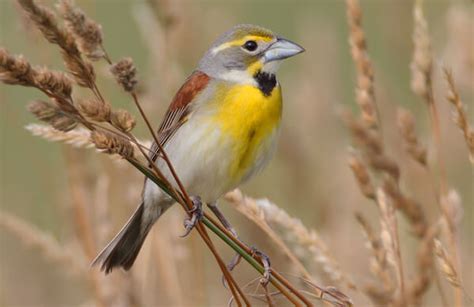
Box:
263 37 305 63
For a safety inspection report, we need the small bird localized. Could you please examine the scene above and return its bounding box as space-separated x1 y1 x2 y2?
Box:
92 24 304 273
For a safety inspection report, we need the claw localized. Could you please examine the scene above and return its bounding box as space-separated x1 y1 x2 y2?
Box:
251 247 272 286
227 253 242 272
181 196 203 237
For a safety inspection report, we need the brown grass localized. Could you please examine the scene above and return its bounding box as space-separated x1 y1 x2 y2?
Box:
1 0 471 306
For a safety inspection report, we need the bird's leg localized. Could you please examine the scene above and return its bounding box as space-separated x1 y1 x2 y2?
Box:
208 202 271 285
208 202 238 238
251 247 271 286
181 196 203 237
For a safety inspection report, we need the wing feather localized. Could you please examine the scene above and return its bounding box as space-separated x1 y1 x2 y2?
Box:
149 71 210 162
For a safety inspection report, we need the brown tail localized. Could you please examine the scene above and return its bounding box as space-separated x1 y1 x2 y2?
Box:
91 202 154 274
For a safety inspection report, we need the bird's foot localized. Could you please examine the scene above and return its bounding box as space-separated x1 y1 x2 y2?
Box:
227 245 271 286
181 196 203 237
251 247 272 286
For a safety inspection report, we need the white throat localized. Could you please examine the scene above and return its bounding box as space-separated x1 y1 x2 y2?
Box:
217 69 257 86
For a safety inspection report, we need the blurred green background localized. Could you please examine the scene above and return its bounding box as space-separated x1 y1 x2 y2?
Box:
1 0 472 306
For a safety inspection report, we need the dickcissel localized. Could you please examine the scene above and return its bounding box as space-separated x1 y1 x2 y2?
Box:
93 24 304 273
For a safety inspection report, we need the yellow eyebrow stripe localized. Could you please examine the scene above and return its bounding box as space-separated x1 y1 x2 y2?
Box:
212 35 273 54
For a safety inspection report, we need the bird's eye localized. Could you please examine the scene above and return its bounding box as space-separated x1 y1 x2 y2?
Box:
243 40 258 52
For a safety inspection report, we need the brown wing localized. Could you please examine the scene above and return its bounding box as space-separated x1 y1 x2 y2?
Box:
149 71 210 162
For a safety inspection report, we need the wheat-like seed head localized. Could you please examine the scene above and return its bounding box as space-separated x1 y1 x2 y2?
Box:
76 98 112 122
397 108 427 166
26 123 92 148
355 213 395 304
0 48 36 86
110 58 138 92
410 0 433 102
434 239 460 288
91 130 135 158
444 68 474 164
382 179 427 238
110 109 136 132
229 190 356 289
57 0 105 60
18 0 96 88
28 100 78 131
348 152 375 200
346 0 378 129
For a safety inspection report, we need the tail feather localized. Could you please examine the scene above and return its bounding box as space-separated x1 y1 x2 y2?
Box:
91 202 152 274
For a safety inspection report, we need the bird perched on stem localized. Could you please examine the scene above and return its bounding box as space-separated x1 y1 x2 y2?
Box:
92 24 304 273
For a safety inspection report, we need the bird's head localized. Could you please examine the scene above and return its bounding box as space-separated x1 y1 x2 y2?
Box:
198 24 304 84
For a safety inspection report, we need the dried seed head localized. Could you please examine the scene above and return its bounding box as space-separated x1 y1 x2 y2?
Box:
434 239 460 287
355 212 395 301
28 99 58 120
90 130 134 158
65 57 95 88
444 69 474 164
110 109 136 132
407 223 439 304
348 152 375 199
28 100 77 131
49 115 78 131
342 112 382 156
0 48 36 86
346 0 378 129
57 0 104 60
397 108 427 166
17 0 96 88
33 68 73 99
17 0 75 50
410 0 433 102
440 189 463 234
76 98 111 122
110 58 137 92
26 124 93 149
382 179 427 237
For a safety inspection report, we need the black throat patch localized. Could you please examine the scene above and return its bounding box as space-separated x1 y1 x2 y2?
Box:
254 71 276 96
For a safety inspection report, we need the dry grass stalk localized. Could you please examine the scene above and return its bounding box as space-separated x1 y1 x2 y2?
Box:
444 68 474 164
77 98 111 122
63 148 108 307
110 58 138 92
57 0 105 60
382 179 427 238
440 189 463 235
434 239 461 288
343 113 399 181
397 108 427 166
224 189 312 281
26 123 92 147
0 211 85 274
25 124 150 157
17 0 96 88
348 152 375 200
410 2 463 305
226 190 355 290
346 0 379 129
355 213 395 304
376 189 405 303
403 223 439 305
91 130 135 159
28 99 78 131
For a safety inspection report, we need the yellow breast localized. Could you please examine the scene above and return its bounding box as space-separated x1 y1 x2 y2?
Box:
211 83 282 181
